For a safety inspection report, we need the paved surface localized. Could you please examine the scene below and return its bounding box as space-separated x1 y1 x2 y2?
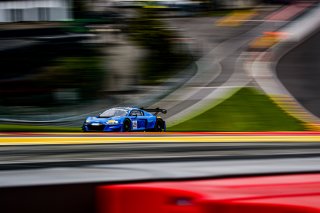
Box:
277 28 320 118
150 7 294 126
251 3 320 128
149 2 319 126
0 142 320 187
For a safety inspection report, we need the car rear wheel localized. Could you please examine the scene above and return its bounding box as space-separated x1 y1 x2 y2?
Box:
154 119 165 132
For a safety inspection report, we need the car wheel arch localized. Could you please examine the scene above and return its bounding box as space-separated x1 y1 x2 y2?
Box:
122 118 131 132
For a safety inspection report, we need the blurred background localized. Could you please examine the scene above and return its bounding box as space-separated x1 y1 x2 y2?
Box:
0 0 319 131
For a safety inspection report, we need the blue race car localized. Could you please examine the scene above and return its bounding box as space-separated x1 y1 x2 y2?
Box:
82 107 167 132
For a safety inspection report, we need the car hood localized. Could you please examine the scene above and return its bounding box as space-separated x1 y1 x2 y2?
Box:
86 116 123 123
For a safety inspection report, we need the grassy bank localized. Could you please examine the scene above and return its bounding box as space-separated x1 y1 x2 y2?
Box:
1 88 307 132
0 124 80 132
170 88 306 132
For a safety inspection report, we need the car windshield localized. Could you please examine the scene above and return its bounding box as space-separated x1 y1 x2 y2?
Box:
99 109 128 117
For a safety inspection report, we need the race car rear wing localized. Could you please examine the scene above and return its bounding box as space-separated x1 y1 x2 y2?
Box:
142 108 167 115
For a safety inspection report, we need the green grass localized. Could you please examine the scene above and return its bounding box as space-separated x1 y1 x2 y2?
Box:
0 88 306 132
0 124 80 132
170 88 306 132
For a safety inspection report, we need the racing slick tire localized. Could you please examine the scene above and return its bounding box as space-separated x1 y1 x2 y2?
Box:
154 118 165 132
122 119 131 132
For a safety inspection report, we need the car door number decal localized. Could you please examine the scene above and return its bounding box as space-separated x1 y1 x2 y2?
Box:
132 120 138 129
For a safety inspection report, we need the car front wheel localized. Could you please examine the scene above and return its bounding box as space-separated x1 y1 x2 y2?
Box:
122 119 131 132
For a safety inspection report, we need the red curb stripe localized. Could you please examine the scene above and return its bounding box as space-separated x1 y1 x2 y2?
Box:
266 3 314 21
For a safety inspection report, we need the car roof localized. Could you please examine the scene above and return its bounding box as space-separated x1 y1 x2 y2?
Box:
110 107 141 111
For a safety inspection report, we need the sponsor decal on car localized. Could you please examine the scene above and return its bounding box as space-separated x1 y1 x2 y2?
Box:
132 120 138 130
107 120 118 125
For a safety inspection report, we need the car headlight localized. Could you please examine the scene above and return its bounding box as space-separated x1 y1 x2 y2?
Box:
85 118 91 123
106 120 119 125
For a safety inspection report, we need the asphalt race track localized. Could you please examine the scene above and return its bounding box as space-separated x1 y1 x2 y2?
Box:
1 132 320 213
2 140 320 169
277 28 320 118
1 132 320 174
